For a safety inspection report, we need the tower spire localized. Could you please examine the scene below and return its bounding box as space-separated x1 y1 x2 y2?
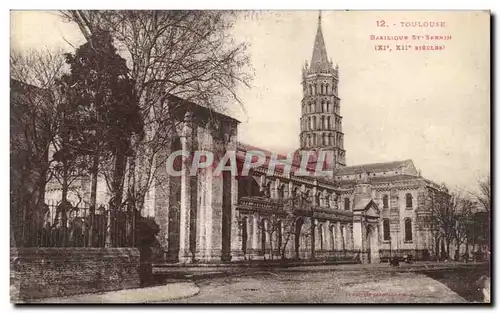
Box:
310 11 330 71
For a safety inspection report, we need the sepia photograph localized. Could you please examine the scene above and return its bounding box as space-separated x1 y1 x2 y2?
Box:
9 9 491 304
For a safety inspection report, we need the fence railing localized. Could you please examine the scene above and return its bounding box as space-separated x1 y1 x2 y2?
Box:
20 202 136 248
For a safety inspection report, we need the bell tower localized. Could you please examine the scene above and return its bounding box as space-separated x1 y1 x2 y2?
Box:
299 12 346 168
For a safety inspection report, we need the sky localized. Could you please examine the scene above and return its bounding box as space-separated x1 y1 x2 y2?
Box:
10 10 490 193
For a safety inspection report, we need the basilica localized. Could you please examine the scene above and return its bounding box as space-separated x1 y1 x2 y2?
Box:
44 14 448 264
135 14 449 264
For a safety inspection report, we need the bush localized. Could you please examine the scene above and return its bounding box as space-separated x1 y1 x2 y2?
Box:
133 212 160 286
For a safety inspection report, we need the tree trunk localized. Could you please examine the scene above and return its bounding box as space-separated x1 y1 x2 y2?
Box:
109 144 128 246
88 150 99 247
455 242 461 261
440 239 446 260
126 153 137 246
435 236 440 260
269 235 273 260
111 146 127 211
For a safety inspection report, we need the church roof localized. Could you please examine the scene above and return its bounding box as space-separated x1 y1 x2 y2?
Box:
310 12 331 72
336 160 413 175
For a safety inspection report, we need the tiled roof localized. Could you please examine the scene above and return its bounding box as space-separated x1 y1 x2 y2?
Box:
369 174 420 183
336 160 412 175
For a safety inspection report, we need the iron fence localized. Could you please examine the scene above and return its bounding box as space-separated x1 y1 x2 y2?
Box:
20 201 136 248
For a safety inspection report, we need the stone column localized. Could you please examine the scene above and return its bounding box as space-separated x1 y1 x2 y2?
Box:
344 223 350 251
335 221 342 252
310 218 316 259
178 132 192 262
312 187 318 206
371 223 380 263
196 168 206 259
196 128 211 261
251 213 260 260
325 220 331 254
230 177 242 261
349 224 355 251
204 167 214 261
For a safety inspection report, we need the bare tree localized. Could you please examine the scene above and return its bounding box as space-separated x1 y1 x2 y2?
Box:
468 175 491 251
420 185 473 260
10 48 68 245
59 10 253 213
476 175 491 214
420 188 444 259
452 198 475 260
257 195 315 260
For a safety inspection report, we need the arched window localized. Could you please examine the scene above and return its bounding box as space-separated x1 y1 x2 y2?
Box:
383 218 390 241
304 190 311 202
309 85 313 95
330 133 335 146
322 133 326 145
307 134 311 147
313 84 317 95
314 193 320 206
265 182 272 198
309 116 313 130
326 101 330 112
325 83 329 95
312 134 317 146
344 198 350 210
277 185 284 199
404 218 413 242
309 102 313 113
322 101 327 113
320 83 324 95
327 116 331 130
383 195 389 208
312 116 317 130
319 116 324 130
406 193 413 208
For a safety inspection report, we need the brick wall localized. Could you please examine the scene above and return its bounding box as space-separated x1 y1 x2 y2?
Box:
10 247 140 302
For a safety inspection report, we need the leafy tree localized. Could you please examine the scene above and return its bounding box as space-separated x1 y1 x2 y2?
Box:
58 30 142 246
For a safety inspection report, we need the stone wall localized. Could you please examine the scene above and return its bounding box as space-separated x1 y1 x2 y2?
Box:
10 247 140 302
379 248 431 261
